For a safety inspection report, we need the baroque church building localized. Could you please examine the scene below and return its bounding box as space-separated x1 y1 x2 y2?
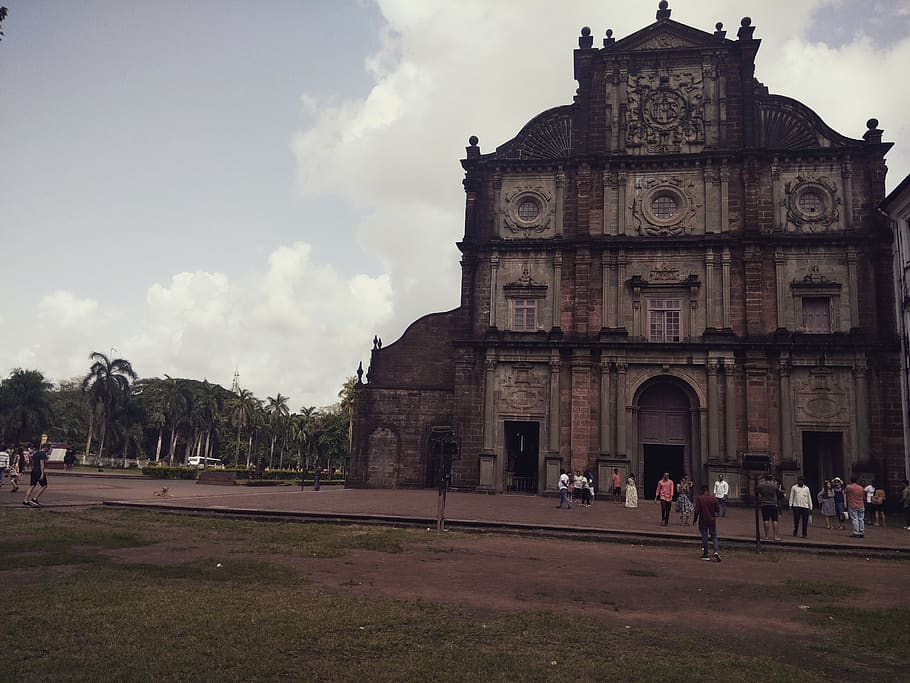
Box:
350 2 905 500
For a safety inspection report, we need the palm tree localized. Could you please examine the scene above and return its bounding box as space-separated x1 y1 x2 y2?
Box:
227 388 258 465
161 376 191 465
297 406 317 470
193 380 220 469
81 352 138 463
265 393 290 469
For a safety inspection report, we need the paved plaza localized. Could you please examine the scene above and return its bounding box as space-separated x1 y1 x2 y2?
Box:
3 470 909 554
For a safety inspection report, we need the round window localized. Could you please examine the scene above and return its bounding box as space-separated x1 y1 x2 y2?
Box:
517 199 540 222
798 189 824 215
651 194 678 220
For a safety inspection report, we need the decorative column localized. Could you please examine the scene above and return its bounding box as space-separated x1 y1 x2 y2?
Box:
599 358 611 454
778 359 792 462
602 171 613 235
721 247 732 329
482 353 497 452
853 359 870 459
555 168 566 237
615 361 627 457
774 249 786 330
617 168 628 235
841 157 853 229
770 158 782 231
720 162 730 231
616 250 627 329
707 359 720 460
489 253 499 328
847 248 859 330
548 351 561 454
552 252 562 330
723 359 736 462
601 252 611 329
493 173 503 236
705 249 716 328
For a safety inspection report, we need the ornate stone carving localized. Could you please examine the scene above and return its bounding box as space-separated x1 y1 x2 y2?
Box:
630 174 699 236
793 369 848 425
626 70 704 153
499 363 546 413
631 32 698 50
784 175 841 232
504 265 548 298
649 263 683 281
502 184 554 238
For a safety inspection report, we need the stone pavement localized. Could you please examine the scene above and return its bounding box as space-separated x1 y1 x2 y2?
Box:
3 470 909 554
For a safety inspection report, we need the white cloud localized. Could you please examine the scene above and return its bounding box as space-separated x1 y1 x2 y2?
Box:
37 290 98 327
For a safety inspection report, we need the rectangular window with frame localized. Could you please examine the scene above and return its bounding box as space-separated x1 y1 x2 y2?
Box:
802 296 831 333
512 298 538 331
648 299 682 342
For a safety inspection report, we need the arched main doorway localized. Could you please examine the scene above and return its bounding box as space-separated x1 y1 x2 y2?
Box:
638 381 694 494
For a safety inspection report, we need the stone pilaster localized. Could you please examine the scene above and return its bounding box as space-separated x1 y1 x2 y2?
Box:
482 352 497 452
599 358 611 454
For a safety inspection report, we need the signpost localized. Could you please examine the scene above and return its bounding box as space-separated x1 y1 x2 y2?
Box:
429 427 459 534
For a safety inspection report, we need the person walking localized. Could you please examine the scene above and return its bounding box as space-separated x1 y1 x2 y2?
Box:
832 477 846 530
0 445 8 489
871 482 887 527
845 476 866 538
713 473 729 518
23 444 49 508
756 473 782 541
863 479 875 525
693 484 721 562
817 480 836 529
655 472 674 527
7 448 21 493
611 468 622 503
789 476 813 538
676 473 693 525
624 473 638 509
557 469 572 509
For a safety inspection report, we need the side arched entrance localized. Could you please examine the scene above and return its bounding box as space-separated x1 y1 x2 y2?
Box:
636 379 700 495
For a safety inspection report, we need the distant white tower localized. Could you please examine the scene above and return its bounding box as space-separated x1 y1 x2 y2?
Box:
231 369 240 394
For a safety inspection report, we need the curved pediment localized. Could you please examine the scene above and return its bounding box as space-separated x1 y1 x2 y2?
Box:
493 106 573 161
757 95 861 150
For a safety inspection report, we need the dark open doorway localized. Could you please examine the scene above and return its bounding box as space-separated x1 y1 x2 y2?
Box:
643 444 685 495
802 431 843 496
504 421 539 493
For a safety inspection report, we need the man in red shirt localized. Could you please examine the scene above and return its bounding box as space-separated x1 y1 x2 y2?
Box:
655 472 675 526
611 468 622 503
693 484 722 561
844 476 866 538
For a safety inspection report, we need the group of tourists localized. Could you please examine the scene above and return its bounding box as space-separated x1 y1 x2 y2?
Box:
754 472 907 540
0 443 49 507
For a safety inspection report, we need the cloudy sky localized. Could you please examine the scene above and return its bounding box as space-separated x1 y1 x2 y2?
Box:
2 0 909 409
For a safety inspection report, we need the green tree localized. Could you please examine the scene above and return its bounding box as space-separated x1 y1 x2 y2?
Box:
265 393 289 468
227 388 258 465
81 352 138 461
0 368 53 445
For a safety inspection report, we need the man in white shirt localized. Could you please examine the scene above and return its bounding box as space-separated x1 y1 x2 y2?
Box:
863 479 876 525
0 446 9 488
789 475 814 538
557 469 572 509
713 473 729 518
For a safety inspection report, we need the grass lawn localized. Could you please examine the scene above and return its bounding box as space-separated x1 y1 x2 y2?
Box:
0 508 907 682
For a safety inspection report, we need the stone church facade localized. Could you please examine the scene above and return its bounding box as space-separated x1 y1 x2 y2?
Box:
349 3 905 500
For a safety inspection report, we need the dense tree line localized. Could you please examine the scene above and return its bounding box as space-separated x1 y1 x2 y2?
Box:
0 353 353 472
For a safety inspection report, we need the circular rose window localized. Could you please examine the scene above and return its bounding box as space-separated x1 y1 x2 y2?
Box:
651 194 678 220
517 199 540 222
798 189 824 215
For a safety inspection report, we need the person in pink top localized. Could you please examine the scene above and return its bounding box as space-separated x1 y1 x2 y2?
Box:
844 476 866 538
655 472 675 527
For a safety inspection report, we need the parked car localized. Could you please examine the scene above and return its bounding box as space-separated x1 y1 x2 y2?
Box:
186 456 223 469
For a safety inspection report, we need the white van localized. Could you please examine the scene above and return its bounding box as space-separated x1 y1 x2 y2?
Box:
187 456 223 469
